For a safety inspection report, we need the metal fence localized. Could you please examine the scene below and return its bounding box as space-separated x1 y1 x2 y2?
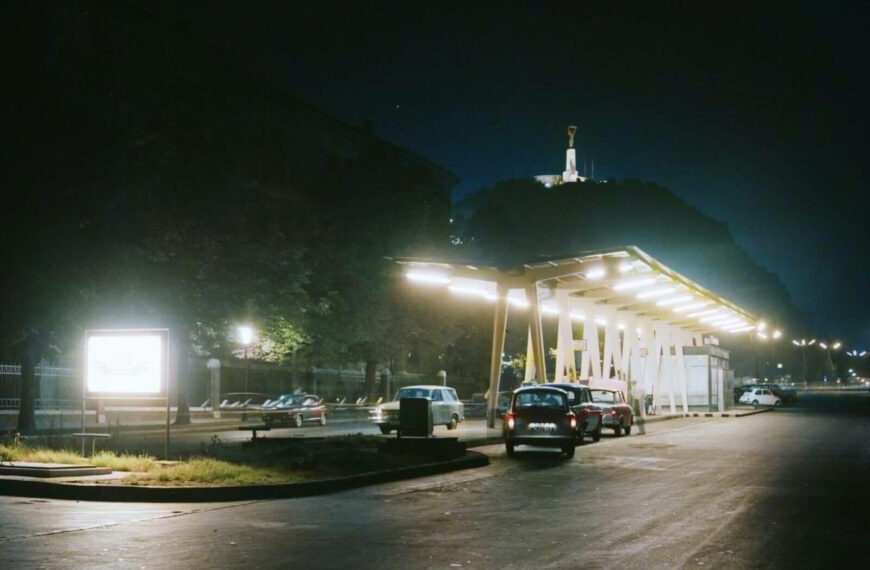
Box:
0 362 81 410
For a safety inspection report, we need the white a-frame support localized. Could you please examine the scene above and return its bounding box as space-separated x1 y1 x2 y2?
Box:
486 283 509 428
554 290 577 382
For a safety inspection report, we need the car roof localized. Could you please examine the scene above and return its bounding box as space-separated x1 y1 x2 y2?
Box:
542 383 588 390
399 385 454 390
515 386 569 395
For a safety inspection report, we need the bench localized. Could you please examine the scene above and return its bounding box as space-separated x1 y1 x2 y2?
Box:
72 432 111 456
238 424 271 441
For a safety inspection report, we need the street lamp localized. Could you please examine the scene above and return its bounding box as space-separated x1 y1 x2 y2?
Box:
792 339 809 386
237 325 254 420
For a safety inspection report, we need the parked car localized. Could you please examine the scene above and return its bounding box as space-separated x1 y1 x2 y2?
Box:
262 394 327 427
371 385 464 435
504 386 578 458
738 387 782 408
496 391 513 418
763 383 798 403
589 388 635 436
541 383 603 442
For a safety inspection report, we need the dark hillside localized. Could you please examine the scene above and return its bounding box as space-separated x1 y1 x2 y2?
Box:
454 178 802 330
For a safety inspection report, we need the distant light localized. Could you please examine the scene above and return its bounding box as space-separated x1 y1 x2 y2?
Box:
636 287 676 300
801 340 807 346
792 340 800 346
773 330 783 339
757 332 769 340
833 342 841 349
728 325 756 333
777 363 783 369
570 312 586 321
613 277 657 291
237 325 254 346
758 321 767 332
407 270 450 285
656 295 693 306
820 342 828 349
808 339 816 346
862 351 868 357
618 262 634 273
585 267 607 280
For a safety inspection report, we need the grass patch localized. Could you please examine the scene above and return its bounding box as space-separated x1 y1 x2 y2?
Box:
1 435 448 487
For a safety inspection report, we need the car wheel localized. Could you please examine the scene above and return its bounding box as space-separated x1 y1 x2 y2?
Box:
624 421 632 435
506 442 515 457
774 400 781 408
563 444 575 458
294 414 304 428
752 400 759 409
447 415 458 430
577 428 585 443
592 423 602 442
614 423 623 437
319 412 327 426
379 425 392 435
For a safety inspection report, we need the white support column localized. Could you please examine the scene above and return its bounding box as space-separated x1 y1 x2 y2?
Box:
526 284 547 383
638 319 655 416
621 314 637 401
586 317 602 383
486 283 509 428
580 320 590 380
693 332 704 347
524 327 536 382
674 329 690 414
554 290 576 382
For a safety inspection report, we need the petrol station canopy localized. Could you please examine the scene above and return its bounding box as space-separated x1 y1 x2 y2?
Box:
396 246 766 424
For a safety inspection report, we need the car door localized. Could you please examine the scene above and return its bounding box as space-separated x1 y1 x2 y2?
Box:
430 389 446 424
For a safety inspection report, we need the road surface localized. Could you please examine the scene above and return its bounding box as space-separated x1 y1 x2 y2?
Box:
1 391 868 569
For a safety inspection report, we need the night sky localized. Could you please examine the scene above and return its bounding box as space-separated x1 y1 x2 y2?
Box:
150 2 868 345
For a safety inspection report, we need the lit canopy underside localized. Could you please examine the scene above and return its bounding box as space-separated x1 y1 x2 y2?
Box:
398 246 759 335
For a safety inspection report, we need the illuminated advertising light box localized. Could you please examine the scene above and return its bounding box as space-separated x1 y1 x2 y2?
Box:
85 329 169 397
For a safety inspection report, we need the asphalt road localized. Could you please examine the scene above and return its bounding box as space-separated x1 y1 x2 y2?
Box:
2 391 868 569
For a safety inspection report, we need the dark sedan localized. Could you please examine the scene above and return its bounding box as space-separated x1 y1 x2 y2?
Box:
262 394 327 428
504 386 578 458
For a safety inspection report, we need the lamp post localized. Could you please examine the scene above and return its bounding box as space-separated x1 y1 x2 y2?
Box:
818 341 841 383
792 338 814 386
237 325 254 421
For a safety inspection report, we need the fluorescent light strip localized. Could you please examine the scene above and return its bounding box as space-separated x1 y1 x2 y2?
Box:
728 325 756 333
585 267 606 280
699 313 733 323
636 287 676 300
447 285 489 298
673 301 709 313
613 277 658 291
407 271 450 285
656 295 693 307
687 308 720 318
618 262 634 273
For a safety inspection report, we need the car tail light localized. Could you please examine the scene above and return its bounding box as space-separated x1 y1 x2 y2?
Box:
506 413 515 430
569 415 577 429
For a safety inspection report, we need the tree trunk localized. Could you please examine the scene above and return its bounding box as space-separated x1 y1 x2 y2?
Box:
16 348 38 434
365 359 377 404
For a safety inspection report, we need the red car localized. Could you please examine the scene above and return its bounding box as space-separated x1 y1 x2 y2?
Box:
542 383 604 442
589 389 634 436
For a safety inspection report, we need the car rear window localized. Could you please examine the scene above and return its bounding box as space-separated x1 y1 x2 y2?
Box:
514 390 567 409
396 388 432 399
590 390 616 404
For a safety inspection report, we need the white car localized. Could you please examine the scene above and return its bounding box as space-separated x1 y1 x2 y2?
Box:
738 387 782 408
371 385 464 434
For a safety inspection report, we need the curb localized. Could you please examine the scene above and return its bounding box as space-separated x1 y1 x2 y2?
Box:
0 451 489 503
733 406 775 417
